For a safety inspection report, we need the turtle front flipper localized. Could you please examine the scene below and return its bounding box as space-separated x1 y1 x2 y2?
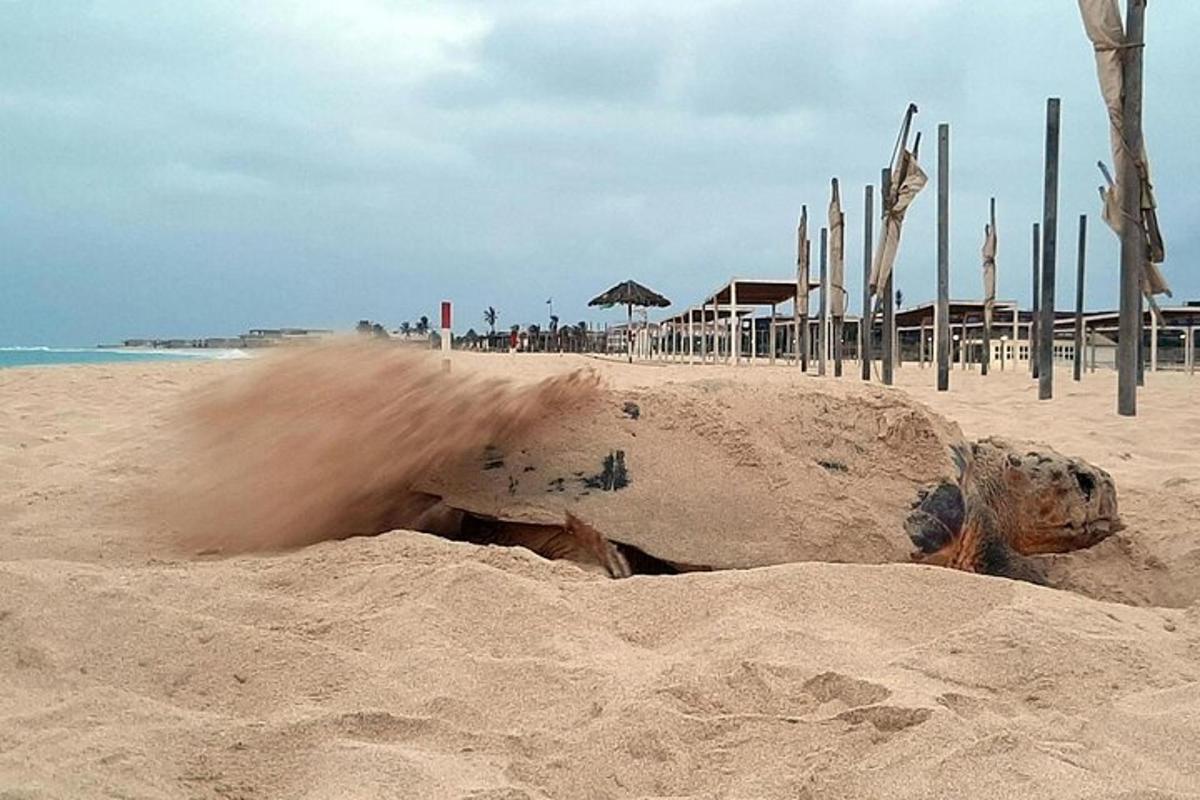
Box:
904 480 965 555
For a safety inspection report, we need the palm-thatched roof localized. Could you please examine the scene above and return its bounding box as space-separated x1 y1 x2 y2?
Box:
587 280 671 309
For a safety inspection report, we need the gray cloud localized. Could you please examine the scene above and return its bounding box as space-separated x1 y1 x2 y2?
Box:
1 0 1198 346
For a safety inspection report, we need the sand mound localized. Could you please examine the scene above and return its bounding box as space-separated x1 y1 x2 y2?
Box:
4 530 1198 798
155 342 600 553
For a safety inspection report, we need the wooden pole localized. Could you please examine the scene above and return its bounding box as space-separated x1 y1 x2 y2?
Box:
1189 326 1195 376
818 227 828 376
1137 293 1145 386
730 281 739 365
1031 222 1041 378
1039 97 1061 400
936 123 950 392
1074 214 1087 382
802 240 811 372
1118 0 1147 415
1150 308 1158 373
982 197 995 376
692 310 698 363
882 169 895 386
861 184 874 380
769 303 777 365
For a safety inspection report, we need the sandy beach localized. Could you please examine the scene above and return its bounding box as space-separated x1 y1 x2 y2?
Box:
2 353 1199 798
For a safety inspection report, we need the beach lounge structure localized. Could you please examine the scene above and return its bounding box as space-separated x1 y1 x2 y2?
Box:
655 277 822 365
1053 304 1200 373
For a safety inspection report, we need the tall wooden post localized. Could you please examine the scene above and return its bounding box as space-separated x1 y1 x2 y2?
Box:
1039 98 1061 400
688 309 695 364
982 197 995 376
1118 0 1147 414
1150 309 1158 373
1074 214 1088 382
1031 223 1041 378
861 185 874 380
936 124 950 392
1137 294 1145 386
800 243 810 373
818 228 828 376
1188 326 1195 376
881 169 895 386
769 303 777 365
730 281 740 366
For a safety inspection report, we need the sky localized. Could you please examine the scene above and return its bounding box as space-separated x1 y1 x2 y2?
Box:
1 0 1198 346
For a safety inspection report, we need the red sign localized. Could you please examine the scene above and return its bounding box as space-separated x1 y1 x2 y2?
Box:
440 301 451 330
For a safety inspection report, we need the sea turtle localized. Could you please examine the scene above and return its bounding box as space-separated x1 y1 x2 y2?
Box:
907 437 1122 583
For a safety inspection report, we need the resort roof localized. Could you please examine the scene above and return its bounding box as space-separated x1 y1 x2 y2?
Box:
1051 306 1200 329
892 299 1019 327
704 278 818 307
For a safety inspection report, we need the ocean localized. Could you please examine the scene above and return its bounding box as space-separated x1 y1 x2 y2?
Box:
0 347 248 369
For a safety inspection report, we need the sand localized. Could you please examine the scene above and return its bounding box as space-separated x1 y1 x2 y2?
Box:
2 352 1199 798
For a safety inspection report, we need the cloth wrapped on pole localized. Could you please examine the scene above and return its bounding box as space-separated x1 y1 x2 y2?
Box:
795 206 811 368
982 210 997 331
828 179 847 319
869 149 928 299
1078 0 1169 298
795 206 810 317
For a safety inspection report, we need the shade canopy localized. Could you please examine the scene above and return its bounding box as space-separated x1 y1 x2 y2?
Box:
829 179 847 317
708 278 813 307
588 280 671 309
1078 0 1169 297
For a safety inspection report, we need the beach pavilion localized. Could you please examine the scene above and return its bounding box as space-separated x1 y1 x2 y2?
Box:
656 277 823 365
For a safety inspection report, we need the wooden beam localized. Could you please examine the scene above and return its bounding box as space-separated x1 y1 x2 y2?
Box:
1039 97 1061 400
936 124 950 392
1118 0 1147 415
1074 214 1087 382
861 185 874 380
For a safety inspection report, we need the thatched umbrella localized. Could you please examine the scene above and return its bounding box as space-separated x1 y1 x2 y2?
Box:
588 280 671 363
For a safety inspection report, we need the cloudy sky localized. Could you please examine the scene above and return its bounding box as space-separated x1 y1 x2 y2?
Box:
2 0 1197 345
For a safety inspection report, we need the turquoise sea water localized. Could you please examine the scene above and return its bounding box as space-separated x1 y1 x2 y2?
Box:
0 347 246 369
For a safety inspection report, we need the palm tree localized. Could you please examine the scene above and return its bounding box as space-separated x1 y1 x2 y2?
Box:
483 306 498 334
416 316 429 336
528 323 541 353
399 321 412 338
